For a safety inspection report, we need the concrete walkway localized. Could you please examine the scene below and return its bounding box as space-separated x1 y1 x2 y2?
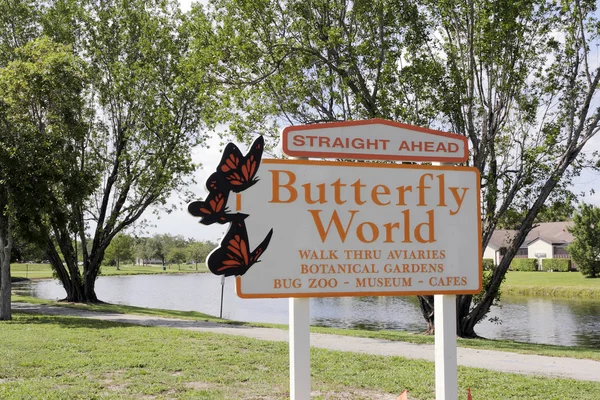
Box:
12 302 600 383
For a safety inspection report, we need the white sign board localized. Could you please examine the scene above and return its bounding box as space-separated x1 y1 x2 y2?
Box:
282 119 468 163
233 159 481 298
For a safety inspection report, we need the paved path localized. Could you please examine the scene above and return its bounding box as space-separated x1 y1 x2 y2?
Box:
12 302 600 383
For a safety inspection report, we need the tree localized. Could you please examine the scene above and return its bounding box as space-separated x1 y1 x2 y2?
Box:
422 0 600 337
10 0 212 303
497 190 576 229
567 204 600 278
0 35 88 319
104 234 134 270
189 0 436 138
0 0 42 320
144 234 187 267
167 247 187 270
193 0 600 337
186 240 216 270
134 238 152 265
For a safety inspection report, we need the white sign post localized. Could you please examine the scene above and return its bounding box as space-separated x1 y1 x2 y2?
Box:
435 294 458 399
290 155 311 400
289 297 310 400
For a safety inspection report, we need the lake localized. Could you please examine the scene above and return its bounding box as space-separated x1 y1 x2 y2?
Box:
13 274 600 348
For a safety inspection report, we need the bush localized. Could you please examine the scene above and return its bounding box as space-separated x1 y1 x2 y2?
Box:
541 258 571 272
482 258 495 270
567 203 600 278
510 258 538 271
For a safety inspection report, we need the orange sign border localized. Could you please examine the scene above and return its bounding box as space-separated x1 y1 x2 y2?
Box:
282 119 469 163
236 159 482 299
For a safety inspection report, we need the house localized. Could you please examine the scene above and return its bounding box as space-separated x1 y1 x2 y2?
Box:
484 221 574 266
136 258 164 266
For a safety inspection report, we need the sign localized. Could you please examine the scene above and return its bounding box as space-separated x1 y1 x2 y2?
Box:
282 119 468 163
233 159 481 298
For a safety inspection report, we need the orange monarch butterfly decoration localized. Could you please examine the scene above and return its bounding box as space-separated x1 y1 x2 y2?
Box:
187 191 248 225
207 220 274 276
188 135 273 277
218 136 264 193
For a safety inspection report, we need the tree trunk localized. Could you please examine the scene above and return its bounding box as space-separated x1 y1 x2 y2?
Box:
46 241 84 302
417 295 434 334
81 247 108 303
0 189 13 320
0 244 11 320
83 270 99 303
456 294 478 338
0 257 9 320
45 231 109 303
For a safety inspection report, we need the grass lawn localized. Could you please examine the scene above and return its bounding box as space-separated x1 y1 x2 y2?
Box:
1 312 599 400
503 270 600 298
10 262 208 280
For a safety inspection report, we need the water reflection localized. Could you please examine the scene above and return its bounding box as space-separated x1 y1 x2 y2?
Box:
476 296 600 347
13 274 600 348
311 296 425 332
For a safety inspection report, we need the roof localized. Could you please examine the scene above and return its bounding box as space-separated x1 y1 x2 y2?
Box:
488 221 574 249
525 221 574 245
488 229 518 249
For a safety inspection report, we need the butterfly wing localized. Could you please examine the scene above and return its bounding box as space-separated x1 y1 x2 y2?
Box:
207 222 273 277
226 136 265 193
187 191 230 225
218 142 244 174
207 221 251 276
206 171 225 192
249 228 274 264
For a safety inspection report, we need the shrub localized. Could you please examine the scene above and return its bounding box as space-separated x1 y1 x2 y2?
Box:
510 258 538 271
482 258 495 270
567 203 600 278
473 259 504 323
541 258 571 272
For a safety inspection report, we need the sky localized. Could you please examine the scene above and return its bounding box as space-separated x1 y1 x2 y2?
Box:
138 0 600 243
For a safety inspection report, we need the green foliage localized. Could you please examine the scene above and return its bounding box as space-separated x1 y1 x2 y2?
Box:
497 191 576 229
0 36 90 217
166 247 187 266
186 241 217 265
541 258 571 272
511 258 538 272
141 234 187 265
472 259 504 323
104 234 134 267
191 0 438 140
567 203 600 278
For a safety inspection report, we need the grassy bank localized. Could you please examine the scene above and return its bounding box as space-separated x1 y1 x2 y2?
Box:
10 262 208 280
503 271 600 298
12 295 600 362
1 312 599 400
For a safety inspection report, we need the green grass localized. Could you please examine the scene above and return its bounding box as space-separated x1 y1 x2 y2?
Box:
1 313 599 400
12 295 600 362
10 262 208 279
503 271 600 298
